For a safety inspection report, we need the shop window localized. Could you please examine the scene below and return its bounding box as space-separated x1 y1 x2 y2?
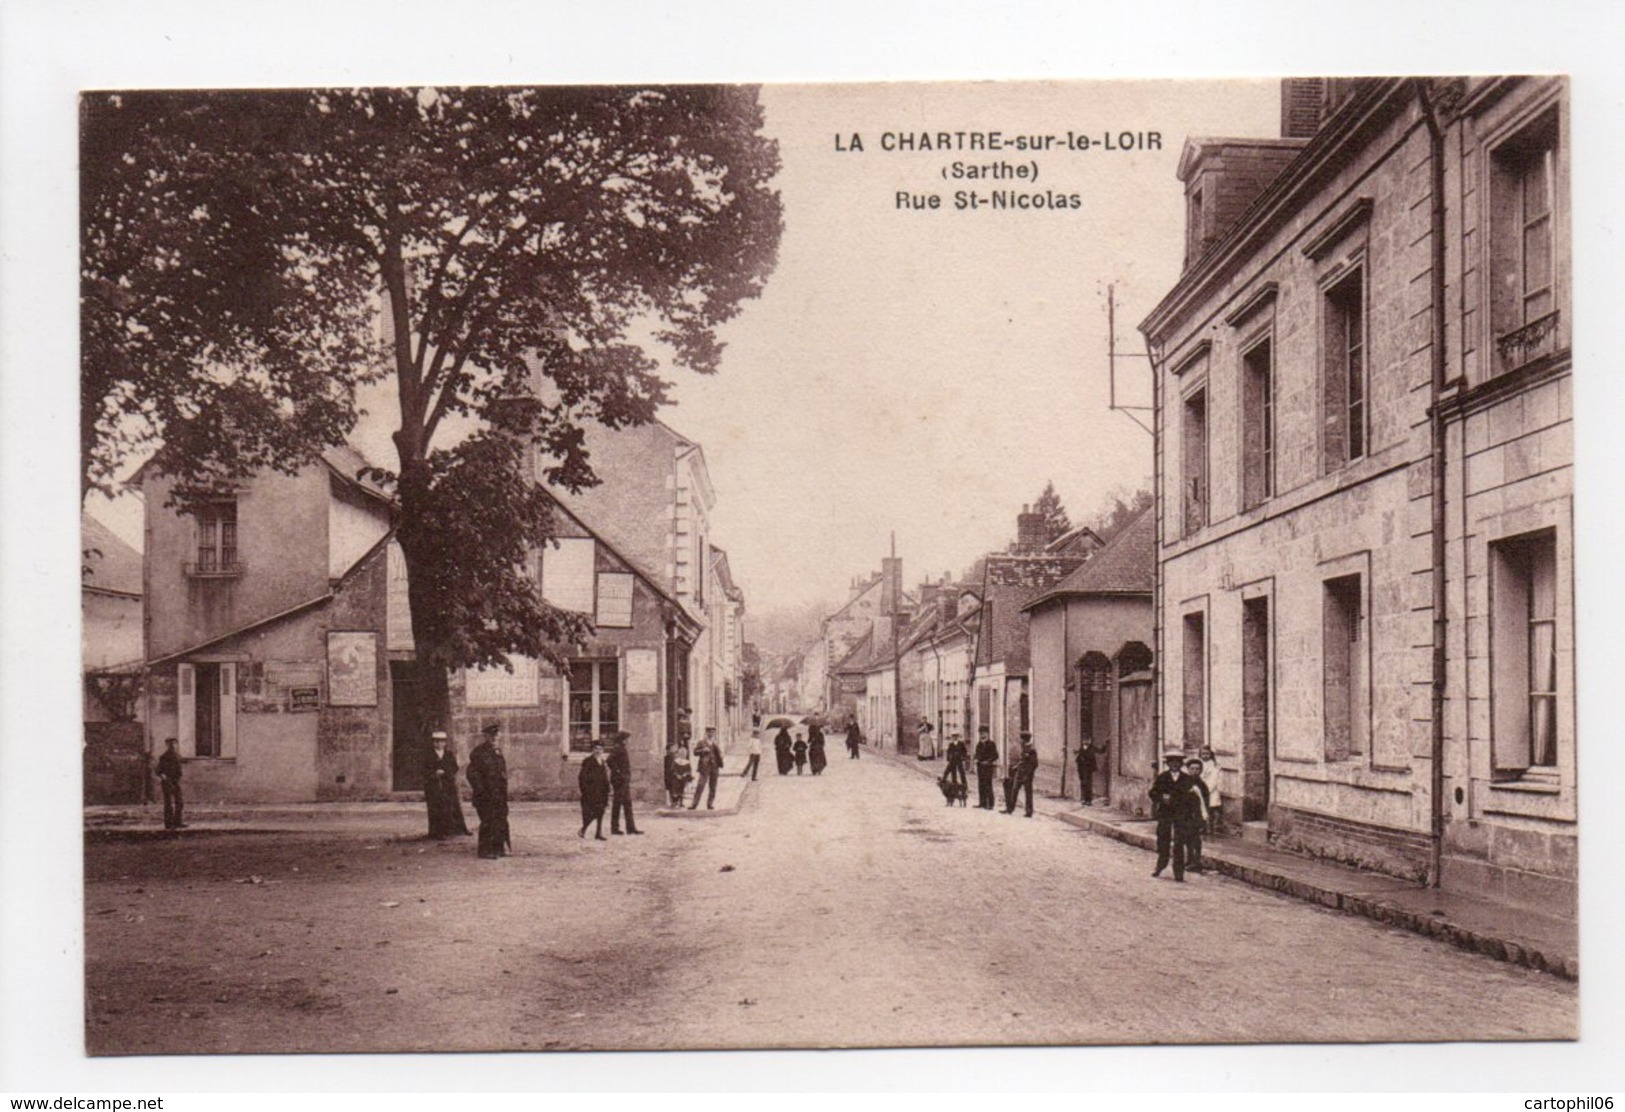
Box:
566 658 620 754
1322 574 1367 760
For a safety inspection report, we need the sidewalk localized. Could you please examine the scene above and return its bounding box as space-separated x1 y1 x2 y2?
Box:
875 748 1578 981
84 774 756 833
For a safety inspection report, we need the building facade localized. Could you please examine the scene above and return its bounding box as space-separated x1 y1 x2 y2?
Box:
1140 77 1572 911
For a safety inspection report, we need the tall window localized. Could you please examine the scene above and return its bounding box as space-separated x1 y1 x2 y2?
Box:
1182 612 1206 749
1323 269 1366 471
567 658 620 754
1491 109 1561 371
1186 186 1206 266
1491 531 1559 776
1322 574 1366 760
1182 387 1209 536
195 501 238 572
1241 338 1275 510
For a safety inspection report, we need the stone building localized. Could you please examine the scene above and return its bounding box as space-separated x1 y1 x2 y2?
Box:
1139 77 1572 913
1022 509 1155 809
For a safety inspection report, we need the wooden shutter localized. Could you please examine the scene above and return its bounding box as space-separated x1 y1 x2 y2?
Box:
176 663 196 758
219 663 238 759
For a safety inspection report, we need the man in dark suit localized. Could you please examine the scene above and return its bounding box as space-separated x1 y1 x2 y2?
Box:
1004 732 1039 817
155 736 186 830
1075 741 1099 806
1148 752 1186 879
607 730 642 835
973 726 999 809
466 722 510 859
689 728 724 809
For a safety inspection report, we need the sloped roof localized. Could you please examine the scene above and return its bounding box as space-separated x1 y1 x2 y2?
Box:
82 513 142 596
832 627 876 673
1022 508 1154 612
321 444 394 504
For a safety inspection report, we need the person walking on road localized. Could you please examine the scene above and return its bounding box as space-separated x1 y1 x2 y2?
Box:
740 731 762 780
155 736 186 830
792 730 808 774
943 733 969 792
1075 741 1099 806
690 729 724 809
845 718 864 759
808 722 827 775
608 731 643 835
775 726 794 775
1180 756 1212 873
578 741 611 840
1004 733 1038 817
973 726 998 810
916 718 936 760
1149 752 1187 879
423 729 471 839
466 722 511 859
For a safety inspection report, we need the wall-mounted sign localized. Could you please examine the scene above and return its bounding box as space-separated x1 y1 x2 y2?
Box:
624 648 658 695
465 654 539 707
288 687 321 711
326 631 378 707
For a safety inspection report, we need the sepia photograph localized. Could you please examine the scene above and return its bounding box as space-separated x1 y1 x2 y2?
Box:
6 0 1624 1098
74 73 1578 1055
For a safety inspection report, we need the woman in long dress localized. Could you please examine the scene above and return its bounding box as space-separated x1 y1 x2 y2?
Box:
808 722 827 775
423 731 471 838
774 726 794 775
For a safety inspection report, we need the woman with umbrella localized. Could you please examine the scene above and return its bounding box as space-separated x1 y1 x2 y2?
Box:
807 719 828 776
770 720 794 775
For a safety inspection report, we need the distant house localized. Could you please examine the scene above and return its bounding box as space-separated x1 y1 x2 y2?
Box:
970 506 1101 770
1022 509 1155 809
82 512 145 723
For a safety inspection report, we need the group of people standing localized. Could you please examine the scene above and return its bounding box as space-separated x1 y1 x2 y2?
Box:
771 721 827 776
662 728 726 811
422 722 510 860
1148 749 1218 882
934 725 1039 816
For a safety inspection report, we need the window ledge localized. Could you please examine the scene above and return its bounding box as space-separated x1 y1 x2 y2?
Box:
1489 774 1561 795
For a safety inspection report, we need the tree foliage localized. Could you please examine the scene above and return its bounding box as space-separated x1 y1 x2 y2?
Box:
1084 484 1154 544
84 85 783 699
1033 479 1072 544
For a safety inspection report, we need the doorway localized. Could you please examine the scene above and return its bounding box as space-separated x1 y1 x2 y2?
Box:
1241 596 1271 821
391 660 422 791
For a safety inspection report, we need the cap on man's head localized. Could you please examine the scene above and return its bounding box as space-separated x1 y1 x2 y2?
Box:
481 722 501 737
1163 752 1185 765
1019 731 1033 740
164 736 178 747
431 730 449 741
978 725 990 734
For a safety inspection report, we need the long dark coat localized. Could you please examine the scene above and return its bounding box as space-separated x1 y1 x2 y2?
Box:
578 754 611 822
807 725 827 774
423 745 471 837
774 728 793 774
466 741 511 856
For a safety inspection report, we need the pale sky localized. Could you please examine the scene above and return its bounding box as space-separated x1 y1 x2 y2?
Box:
86 80 1282 624
667 81 1281 616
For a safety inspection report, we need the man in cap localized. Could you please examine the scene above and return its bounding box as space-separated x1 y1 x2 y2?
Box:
607 730 642 835
1003 732 1039 817
1075 739 1099 806
155 736 186 830
466 722 510 859
689 726 724 809
578 740 611 840
973 725 999 809
1148 752 1186 878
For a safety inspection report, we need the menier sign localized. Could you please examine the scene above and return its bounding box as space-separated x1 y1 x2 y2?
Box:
465 654 540 707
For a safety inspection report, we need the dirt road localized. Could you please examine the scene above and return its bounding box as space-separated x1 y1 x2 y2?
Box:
85 753 1574 1054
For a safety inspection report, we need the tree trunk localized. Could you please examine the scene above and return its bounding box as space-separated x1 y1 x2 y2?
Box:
394 461 453 745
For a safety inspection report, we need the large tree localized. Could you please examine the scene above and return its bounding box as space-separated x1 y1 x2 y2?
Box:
1033 479 1072 545
83 86 783 725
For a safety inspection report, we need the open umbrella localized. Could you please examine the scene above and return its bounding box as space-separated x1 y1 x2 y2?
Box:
764 717 796 729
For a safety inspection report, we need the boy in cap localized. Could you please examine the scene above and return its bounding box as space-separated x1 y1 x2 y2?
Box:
1004 732 1039 817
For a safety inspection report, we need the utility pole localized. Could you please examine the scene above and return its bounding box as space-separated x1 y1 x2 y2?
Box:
891 531 905 756
1108 283 1154 437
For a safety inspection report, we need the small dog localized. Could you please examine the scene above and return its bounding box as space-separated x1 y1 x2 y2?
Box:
937 775 968 806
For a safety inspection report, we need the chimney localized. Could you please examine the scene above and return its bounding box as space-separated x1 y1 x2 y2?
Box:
1280 77 1329 139
1017 504 1047 553
880 556 902 615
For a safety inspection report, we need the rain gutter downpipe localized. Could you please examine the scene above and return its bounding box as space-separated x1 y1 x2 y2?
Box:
1418 78 1450 889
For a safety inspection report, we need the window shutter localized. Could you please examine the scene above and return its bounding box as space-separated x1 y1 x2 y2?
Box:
177 663 196 758
219 663 238 759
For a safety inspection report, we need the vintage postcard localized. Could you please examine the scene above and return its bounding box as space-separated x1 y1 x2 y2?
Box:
70 76 1581 1064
